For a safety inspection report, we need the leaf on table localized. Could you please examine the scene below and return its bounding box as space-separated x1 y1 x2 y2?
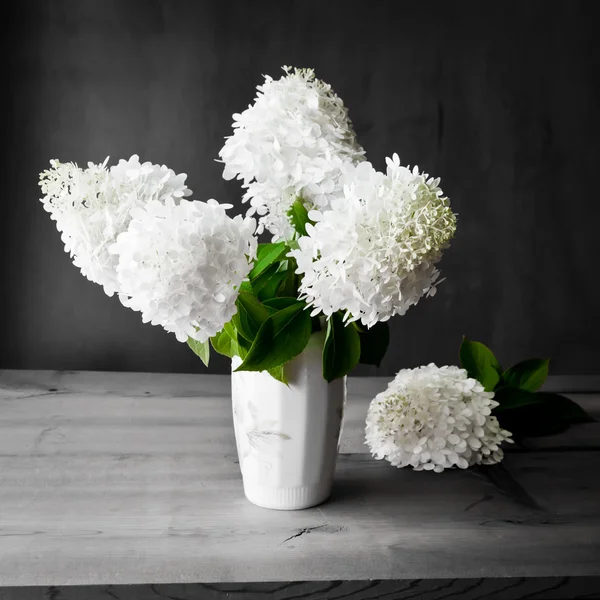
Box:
502 358 550 392
496 392 594 437
493 386 543 412
536 392 595 423
460 337 502 391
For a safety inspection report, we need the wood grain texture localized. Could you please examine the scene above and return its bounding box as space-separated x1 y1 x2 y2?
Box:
1 578 600 600
1 371 598 456
0 370 599 587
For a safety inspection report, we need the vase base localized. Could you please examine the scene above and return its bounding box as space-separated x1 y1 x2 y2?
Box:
243 480 332 510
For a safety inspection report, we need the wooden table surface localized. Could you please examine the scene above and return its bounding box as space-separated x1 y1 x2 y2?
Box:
0 370 599 599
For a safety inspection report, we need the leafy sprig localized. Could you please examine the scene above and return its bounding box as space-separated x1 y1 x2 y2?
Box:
460 337 593 437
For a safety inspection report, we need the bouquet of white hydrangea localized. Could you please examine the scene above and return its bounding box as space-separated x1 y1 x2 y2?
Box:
39 66 456 385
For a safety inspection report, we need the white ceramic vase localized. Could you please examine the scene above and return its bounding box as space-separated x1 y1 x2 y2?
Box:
231 330 346 510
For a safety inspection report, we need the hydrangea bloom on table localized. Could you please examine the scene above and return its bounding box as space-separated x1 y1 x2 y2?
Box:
365 364 513 472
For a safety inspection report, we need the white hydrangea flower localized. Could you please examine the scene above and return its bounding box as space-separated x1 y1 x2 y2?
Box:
219 66 364 240
39 155 192 296
110 199 257 343
290 154 457 328
365 364 513 472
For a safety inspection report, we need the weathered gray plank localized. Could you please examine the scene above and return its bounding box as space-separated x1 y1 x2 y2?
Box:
2 370 598 398
0 370 598 457
1 578 600 600
0 370 599 586
0 452 598 583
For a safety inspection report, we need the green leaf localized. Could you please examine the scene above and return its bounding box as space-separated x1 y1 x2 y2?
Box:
358 321 390 367
187 338 210 367
497 404 567 437
210 329 236 359
232 290 271 342
262 297 300 311
287 198 313 237
251 263 282 297
459 337 502 392
255 269 289 301
237 336 250 359
239 280 253 293
235 303 312 372
537 392 595 423
496 392 594 437
223 320 237 342
277 263 299 298
323 312 361 382
249 242 288 280
267 366 289 385
223 321 243 358
493 386 543 412
502 358 550 392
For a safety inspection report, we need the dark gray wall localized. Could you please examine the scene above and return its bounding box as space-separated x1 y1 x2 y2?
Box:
3 0 599 375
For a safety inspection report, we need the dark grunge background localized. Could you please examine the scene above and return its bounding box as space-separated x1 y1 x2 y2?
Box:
3 0 599 375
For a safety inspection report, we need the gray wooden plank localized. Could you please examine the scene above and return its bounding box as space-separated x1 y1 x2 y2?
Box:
0 371 599 457
0 370 599 586
347 374 600 396
0 451 599 585
1 370 599 400
1 578 600 600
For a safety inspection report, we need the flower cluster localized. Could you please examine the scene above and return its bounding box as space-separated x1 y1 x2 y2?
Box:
110 199 257 343
365 364 512 472
39 66 458 369
219 66 364 240
39 155 191 296
290 155 457 328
